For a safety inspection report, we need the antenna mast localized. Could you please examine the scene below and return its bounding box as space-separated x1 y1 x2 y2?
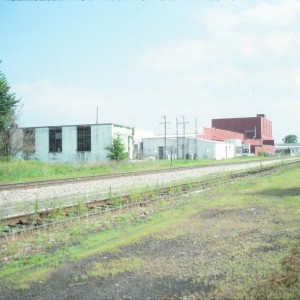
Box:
96 107 99 124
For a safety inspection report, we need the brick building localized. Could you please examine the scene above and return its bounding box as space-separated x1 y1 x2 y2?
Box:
201 127 244 141
212 114 273 140
200 114 275 155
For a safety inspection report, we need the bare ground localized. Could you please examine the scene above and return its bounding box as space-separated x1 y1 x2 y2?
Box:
1 194 299 300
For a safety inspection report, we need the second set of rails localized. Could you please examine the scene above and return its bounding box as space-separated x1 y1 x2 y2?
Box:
0 157 296 191
1 166 277 235
1 157 299 236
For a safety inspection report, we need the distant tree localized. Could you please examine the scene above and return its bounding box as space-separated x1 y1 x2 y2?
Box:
106 135 129 161
282 134 298 144
0 65 20 156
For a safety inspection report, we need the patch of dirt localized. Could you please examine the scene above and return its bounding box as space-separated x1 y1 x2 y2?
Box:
201 206 263 220
1 202 299 300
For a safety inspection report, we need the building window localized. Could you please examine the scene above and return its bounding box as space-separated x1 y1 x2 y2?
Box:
23 129 35 153
49 128 62 152
77 126 91 151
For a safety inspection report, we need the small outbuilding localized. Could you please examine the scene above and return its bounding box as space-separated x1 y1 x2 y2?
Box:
13 123 134 163
141 136 235 160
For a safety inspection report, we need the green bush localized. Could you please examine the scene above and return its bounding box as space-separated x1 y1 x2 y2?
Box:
105 135 129 161
258 150 267 157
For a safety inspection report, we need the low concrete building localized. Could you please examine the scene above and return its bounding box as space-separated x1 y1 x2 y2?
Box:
224 139 243 156
142 136 235 160
275 143 300 155
196 139 235 160
133 128 154 159
13 123 134 163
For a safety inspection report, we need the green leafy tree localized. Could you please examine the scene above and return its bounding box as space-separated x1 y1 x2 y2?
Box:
106 135 129 161
282 134 298 144
0 65 20 156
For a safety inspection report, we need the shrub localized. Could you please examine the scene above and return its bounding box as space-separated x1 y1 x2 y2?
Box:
258 150 267 157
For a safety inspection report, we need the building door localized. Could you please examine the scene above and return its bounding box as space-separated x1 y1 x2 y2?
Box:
158 146 164 160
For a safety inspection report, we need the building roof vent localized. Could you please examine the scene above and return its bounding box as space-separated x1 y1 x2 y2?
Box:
257 114 266 118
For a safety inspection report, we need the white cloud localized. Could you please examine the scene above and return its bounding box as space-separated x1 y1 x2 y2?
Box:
142 1 300 73
289 68 300 86
265 31 296 56
243 0 300 28
12 80 101 127
142 40 214 72
12 79 163 130
202 7 240 39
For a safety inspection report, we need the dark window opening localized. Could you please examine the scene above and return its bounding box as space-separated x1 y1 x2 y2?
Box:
49 128 62 152
158 146 164 160
77 127 91 151
23 129 35 152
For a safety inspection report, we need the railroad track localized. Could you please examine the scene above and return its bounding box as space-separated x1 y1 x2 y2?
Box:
0 165 279 236
0 157 298 191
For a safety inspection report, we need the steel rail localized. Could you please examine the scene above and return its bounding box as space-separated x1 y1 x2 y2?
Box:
0 165 278 237
0 156 299 191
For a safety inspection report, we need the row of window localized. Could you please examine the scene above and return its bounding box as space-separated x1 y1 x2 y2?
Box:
23 127 91 153
49 127 91 152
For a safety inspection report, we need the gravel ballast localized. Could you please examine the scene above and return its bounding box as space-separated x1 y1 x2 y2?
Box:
0 158 296 218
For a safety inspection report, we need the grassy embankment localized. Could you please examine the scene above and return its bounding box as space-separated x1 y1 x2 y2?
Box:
0 155 284 183
0 163 299 298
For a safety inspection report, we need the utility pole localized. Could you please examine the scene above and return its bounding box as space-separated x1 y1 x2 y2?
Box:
160 115 171 159
183 116 186 159
176 117 179 159
178 116 189 159
195 117 198 159
96 107 99 124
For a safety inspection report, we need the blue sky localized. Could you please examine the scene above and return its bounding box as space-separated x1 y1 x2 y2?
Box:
1 0 300 142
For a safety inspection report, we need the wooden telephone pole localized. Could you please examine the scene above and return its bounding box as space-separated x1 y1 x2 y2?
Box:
160 115 171 159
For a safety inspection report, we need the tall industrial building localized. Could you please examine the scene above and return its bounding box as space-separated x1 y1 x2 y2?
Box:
212 114 273 140
210 114 274 155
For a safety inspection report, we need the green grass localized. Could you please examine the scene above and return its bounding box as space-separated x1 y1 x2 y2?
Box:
0 163 299 298
0 155 281 183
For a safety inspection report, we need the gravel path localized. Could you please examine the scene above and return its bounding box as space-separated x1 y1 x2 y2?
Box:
0 158 296 218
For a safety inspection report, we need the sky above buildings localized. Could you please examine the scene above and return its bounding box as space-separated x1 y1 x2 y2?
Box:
1 0 300 143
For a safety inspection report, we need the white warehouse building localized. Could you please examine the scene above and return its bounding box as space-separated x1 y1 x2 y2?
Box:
13 123 134 163
142 136 236 160
275 143 300 155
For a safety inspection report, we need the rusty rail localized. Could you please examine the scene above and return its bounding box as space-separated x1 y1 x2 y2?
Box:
1 166 277 236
